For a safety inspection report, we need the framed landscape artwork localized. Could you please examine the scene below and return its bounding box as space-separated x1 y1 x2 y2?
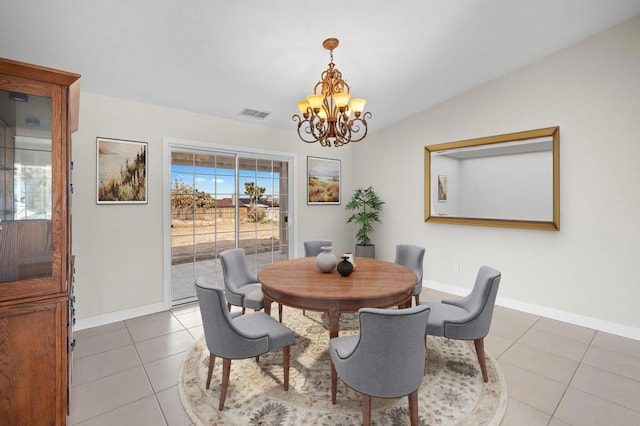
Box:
438 175 448 202
307 156 340 205
96 137 148 204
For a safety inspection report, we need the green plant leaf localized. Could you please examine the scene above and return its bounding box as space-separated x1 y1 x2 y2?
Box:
345 186 384 246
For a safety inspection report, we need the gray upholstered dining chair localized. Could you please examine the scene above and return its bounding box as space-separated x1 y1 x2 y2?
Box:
394 244 426 306
329 304 430 426
303 239 332 257
219 248 282 321
420 265 501 382
195 284 295 411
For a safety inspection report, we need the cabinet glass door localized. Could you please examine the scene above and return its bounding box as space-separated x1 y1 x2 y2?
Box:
0 89 53 282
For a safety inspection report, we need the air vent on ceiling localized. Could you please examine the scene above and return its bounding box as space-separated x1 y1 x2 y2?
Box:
240 108 270 119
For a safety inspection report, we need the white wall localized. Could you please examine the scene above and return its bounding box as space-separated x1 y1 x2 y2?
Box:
353 15 640 339
72 95 355 326
72 15 640 339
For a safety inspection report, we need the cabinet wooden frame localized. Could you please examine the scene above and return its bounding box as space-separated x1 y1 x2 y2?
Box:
0 57 80 425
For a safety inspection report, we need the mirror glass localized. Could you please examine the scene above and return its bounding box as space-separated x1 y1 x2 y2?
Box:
424 127 559 231
0 89 53 282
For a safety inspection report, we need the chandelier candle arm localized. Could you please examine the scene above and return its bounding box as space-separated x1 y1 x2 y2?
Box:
292 37 372 147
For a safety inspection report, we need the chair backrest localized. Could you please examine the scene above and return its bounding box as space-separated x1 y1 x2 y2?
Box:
333 304 430 398
303 240 332 257
195 283 269 359
219 248 258 294
394 244 425 287
445 265 501 339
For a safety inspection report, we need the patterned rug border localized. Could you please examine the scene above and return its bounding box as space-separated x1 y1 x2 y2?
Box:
178 311 508 425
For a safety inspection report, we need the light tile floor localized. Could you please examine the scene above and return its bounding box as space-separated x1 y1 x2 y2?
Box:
68 288 640 425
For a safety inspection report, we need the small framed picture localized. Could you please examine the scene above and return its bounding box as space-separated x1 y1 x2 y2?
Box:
438 175 448 202
96 137 148 204
307 156 341 205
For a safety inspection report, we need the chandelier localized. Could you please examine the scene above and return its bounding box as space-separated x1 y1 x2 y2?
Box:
293 38 372 147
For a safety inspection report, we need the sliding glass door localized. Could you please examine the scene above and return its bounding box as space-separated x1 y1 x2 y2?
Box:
168 143 291 305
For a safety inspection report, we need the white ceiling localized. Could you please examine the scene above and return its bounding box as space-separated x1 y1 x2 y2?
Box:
2 0 640 134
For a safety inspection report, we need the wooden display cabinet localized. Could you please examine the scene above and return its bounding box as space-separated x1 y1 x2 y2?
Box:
0 57 80 425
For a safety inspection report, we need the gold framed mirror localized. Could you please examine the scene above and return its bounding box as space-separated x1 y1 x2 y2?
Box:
424 126 559 231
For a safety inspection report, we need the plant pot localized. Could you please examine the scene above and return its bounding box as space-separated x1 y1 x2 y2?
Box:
355 244 375 259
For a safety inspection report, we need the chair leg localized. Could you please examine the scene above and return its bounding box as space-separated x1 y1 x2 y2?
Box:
474 338 488 382
227 302 231 312
219 358 232 411
414 294 420 306
206 353 216 389
283 345 290 391
424 335 428 375
330 360 338 404
242 307 246 314
408 389 419 426
361 394 372 426
278 303 283 322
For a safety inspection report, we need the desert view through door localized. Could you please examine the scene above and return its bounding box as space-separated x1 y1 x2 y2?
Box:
169 146 290 305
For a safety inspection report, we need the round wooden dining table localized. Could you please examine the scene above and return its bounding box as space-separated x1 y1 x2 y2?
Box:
258 256 417 403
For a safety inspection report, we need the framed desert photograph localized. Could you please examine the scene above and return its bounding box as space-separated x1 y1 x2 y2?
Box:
96 137 148 204
307 156 340 205
438 175 448 202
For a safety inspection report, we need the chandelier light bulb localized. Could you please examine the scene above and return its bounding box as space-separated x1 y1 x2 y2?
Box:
297 100 310 116
307 94 324 110
349 99 367 116
333 92 351 108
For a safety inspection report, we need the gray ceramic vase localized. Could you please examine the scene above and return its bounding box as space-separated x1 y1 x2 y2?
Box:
315 246 337 273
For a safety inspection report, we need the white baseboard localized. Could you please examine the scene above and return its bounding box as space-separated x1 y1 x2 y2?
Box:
74 302 165 331
425 280 640 341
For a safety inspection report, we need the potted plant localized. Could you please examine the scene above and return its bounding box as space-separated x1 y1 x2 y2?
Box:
345 186 384 258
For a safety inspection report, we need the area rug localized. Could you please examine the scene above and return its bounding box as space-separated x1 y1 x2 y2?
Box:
178 310 508 425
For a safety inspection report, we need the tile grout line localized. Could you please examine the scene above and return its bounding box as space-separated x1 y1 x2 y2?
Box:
494 315 542 363
494 316 569 422
72 295 640 424
128 315 171 426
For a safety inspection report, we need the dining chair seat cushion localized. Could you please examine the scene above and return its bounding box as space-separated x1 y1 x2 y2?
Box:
232 312 295 351
422 265 500 341
242 286 265 311
421 302 471 337
329 335 359 358
226 283 263 310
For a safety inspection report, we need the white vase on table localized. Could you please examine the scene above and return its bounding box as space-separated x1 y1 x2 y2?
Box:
316 246 337 273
